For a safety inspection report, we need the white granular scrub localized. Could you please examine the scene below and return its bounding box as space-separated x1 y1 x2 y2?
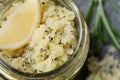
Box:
0 0 77 73
87 46 120 80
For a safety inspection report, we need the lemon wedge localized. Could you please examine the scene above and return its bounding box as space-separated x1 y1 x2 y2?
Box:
0 0 40 49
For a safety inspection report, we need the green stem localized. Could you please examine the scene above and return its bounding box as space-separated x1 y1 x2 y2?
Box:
111 26 120 38
86 0 96 25
98 19 106 45
92 13 103 54
98 0 120 50
92 12 101 36
93 1 106 45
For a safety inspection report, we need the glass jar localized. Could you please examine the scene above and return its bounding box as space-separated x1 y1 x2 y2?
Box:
0 0 89 80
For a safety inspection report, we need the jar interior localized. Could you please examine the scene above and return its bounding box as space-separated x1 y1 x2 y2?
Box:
0 0 83 79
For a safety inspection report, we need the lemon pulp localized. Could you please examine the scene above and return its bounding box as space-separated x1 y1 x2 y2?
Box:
0 0 40 49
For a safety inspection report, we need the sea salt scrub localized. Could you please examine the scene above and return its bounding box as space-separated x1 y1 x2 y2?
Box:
0 0 77 73
87 46 120 80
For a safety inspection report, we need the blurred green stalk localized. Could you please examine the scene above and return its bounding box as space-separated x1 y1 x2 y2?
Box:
86 0 120 51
